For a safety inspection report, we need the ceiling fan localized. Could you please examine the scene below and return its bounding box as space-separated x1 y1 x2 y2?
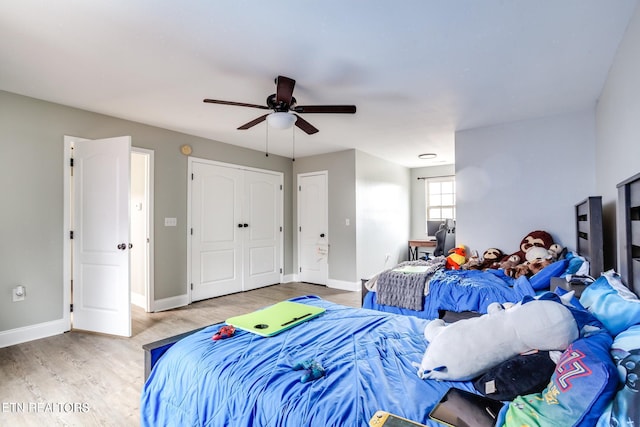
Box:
203 75 356 135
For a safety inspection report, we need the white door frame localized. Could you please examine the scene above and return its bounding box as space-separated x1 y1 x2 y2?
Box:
297 170 329 285
187 157 284 302
131 147 155 312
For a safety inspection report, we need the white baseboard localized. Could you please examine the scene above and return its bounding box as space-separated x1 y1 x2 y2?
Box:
327 279 360 292
131 292 146 309
152 294 189 312
0 318 69 349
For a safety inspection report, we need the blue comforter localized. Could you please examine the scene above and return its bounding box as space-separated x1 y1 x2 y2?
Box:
140 295 479 426
364 268 536 319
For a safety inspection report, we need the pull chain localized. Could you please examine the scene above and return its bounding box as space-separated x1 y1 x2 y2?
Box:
292 126 296 161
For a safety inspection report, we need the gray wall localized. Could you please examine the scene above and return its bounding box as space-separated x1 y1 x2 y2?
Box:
0 90 293 332
596 1 640 270
455 110 597 257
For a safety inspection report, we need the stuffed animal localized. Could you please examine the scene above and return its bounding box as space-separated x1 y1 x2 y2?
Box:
548 243 565 260
498 254 521 271
415 294 579 381
512 230 554 263
482 248 504 269
525 246 554 263
446 245 467 270
462 250 483 270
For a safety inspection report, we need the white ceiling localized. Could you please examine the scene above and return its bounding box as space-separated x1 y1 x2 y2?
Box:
1 1 637 167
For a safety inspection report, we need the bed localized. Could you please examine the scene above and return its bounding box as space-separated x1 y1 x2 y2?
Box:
141 295 481 426
361 197 604 319
141 183 640 427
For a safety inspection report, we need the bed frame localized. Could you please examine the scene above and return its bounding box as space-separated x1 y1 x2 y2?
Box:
617 172 640 295
575 196 604 277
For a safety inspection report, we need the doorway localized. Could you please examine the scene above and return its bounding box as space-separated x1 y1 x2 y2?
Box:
297 171 328 285
130 148 154 312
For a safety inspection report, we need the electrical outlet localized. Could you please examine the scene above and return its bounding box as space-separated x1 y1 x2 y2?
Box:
12 285 25 302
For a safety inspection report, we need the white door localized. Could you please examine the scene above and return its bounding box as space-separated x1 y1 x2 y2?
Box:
243 170 282 291
298 172 328 285
72 136 132 337
191 161 244 301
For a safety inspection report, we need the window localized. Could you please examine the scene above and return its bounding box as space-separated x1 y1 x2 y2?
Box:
425 176 456 228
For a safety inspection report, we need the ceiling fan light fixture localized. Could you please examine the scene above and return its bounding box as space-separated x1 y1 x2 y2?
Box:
267 112 296 129
418 153 437 160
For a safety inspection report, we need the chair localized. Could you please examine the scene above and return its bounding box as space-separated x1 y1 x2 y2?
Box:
433 223 447 257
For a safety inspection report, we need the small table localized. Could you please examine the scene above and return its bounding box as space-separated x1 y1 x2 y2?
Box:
408 239 436 261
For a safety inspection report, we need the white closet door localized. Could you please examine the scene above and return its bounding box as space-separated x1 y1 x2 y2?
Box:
191 162 243 301
243 170 282 290
298 172 328 285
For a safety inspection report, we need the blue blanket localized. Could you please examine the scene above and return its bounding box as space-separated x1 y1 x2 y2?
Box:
140 295 479 426
364 268 536 319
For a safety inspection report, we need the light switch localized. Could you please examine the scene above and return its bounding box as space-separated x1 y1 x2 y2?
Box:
164 217 177 226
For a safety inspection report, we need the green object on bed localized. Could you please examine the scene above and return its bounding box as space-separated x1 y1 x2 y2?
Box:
226 301 326 337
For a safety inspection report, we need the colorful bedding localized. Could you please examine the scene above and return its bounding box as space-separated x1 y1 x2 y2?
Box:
364 268 537 319
140 295 480 427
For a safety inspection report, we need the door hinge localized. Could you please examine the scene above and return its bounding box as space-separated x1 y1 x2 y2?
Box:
299 185 301 191
70 230 74 239
190 228 193 235
280 184 283 190
70 303 73 313
70 158 74 167
299 267 302 273
280 268 282 274
280 226 283 232
190 283 193 291
191 173 194 180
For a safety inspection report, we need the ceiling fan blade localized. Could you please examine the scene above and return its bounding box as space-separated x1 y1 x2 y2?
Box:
238 114 269 130
275 76 296 105
292 105 357 114
204 99 269 110
294 114 319 135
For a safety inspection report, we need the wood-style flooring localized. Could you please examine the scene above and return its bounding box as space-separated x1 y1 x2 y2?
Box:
0 282 361 427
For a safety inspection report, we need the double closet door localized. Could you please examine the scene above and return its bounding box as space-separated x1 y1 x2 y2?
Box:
189 159 283 302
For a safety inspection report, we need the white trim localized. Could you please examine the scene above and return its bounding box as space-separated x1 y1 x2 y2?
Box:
327 279 360 292
152 294 190 312
0 318 68 349
131 147 155 312
186 156 285 303
63 136 90 333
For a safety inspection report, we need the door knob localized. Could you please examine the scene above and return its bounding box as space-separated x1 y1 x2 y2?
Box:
128 243 133 249
117 243 126 250
320 233 325 238
243 223 249 228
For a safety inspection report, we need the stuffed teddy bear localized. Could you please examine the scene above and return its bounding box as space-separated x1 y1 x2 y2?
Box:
445 245 467 270
415 293 579 381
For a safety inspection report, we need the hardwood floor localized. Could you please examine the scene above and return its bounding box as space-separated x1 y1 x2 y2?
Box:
0 283 361 426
